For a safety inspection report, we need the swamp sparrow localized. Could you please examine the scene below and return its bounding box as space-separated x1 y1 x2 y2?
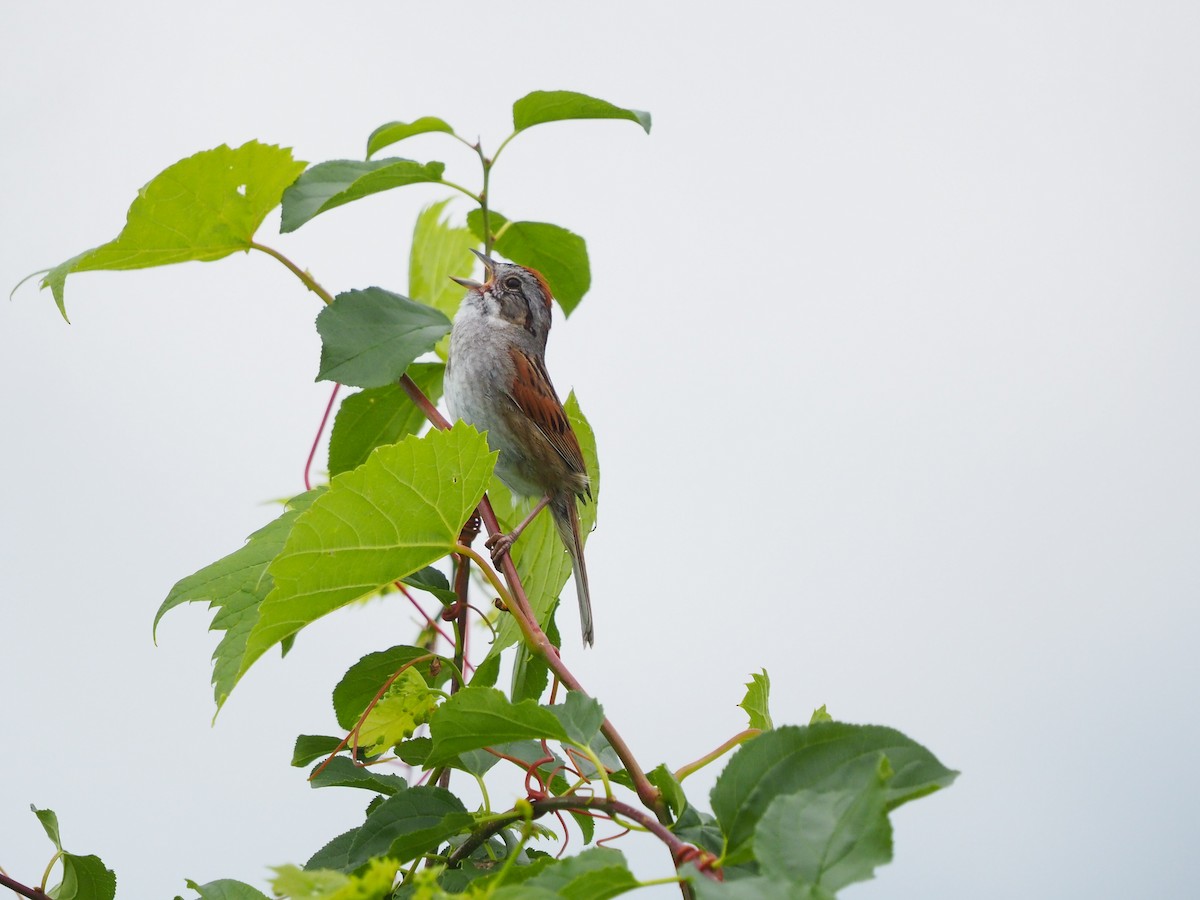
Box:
444 249 594 646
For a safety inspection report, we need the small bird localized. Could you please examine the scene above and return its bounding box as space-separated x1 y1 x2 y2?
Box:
444 249 594 646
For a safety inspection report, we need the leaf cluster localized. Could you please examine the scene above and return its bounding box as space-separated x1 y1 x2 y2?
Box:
15 91 957 900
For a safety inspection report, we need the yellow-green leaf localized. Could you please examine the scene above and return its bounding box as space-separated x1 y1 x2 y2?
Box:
41 141 305 319
240 424 495 678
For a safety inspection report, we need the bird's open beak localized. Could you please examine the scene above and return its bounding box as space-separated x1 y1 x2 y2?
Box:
469 248 497 275
450 247 497 290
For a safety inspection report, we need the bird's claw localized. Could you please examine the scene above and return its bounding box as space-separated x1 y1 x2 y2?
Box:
485 531 515 564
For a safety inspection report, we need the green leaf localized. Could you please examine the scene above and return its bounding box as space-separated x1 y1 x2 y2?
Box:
315 288 450 389
51 854 117 900
684 864 821 900
32 804 62 849
425 687 569 767
739 670 773 732
648 764 688 820
547 692 605 747
395 737 431 767
280 158 445 232
490 394 598 653
466 211 590 316
510 608 559 703
409 200 480 358
809 705 833 725
184 879 271 900
332 645 452 731
356 668 439 756
518 848 637 899
292 735 345 767
41 141 305 320
400 565 457 605
512 91 651 135
673 808 723 858
273 857 398 900
710 723 957 865
242 424 495 675
156 490 324 710
304 829 361 872
491 888 561 900
367 118 455 158
328 363 444 476
754 761 893 893
308 756 407 795
344 786 472 870
470 652 501 688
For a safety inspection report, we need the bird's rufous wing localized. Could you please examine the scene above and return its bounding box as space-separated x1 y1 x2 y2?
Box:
505 347 588 482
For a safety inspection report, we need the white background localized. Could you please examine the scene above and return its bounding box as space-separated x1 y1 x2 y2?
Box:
3 2 1198 897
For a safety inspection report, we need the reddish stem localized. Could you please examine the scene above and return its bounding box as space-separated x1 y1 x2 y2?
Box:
305 382 341 491
398 374 666 823
0 871 48 899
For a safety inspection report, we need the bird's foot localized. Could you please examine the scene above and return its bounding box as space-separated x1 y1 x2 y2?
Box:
485 531 515 564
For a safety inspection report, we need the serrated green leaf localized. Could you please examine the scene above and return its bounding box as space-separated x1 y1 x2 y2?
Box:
273 856 398 900
51 853 116 900
490 394 598 653
305 829 361 872
710 723 957 865
241 424 495 675
184 879 272 900
156 490 323 710
754 761 893 893
32 805 62 849
465 211 590 316
809 705 833 725
512 91 651 135
739 670 773 732
280 158 445 232
520 847 637 900
425 687 569 766
345 787 472 870
356 668 439 756
328 363 444 476
410 200 480 358
315 288 450 389
40 141 305 319
547 692 605 747
308 756 407 795
367 118 455 158
292 735 346 767
333 645 452 731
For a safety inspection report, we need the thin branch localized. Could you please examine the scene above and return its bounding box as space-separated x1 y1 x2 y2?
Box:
305 382 340 490
249 242 336 305
674 728 761 782
0 870 47 899
398 374 667 822
446 795 718 879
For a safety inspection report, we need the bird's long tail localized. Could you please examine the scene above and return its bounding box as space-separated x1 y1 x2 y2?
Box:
553 494 593 646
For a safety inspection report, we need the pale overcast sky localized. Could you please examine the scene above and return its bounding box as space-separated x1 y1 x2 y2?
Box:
3 2 1199 898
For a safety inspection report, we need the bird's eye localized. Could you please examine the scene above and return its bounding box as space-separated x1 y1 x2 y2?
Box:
504 276 521 289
